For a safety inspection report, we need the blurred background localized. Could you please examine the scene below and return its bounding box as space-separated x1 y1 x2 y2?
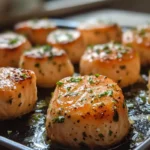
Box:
0 0 150 27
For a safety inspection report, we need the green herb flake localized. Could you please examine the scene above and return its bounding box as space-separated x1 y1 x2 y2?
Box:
87 44 94 49
88 77 94 84
103 45 109 50
139 94 147 103
32 113 42 122
81 97 87 102
20 73 27 79
105 49 112 54
43 45 52 52
7 130 12 135
9 38 18 45
109 130 113 136
98 133 104 138
52 116 65 123
66 86 71 91
56 81 64 87
36 100 48 109
99 90 113 98
95 74 100 78
66 33 73 40
138 29 146 36
70 77 82 83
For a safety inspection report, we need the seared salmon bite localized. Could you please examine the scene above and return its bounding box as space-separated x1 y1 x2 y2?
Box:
0 32 31 67
123 26 150 66
20 45 74 88
46 75 130 148
80 42 140 88
0 67 37 120
78 20 122 46
15 19 57 44
47 29 85 63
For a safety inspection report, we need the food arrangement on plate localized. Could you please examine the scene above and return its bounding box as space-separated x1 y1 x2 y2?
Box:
0 18 150 150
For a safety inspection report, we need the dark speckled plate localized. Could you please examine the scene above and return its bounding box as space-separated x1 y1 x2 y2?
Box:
0 20 150 150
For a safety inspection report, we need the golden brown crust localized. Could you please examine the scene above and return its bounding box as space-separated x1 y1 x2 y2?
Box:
50 75 124 121
46 75 130 148
0 67 34 91
0 67 37 120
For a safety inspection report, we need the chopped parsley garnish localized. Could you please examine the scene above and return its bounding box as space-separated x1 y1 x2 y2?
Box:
109 130 113 136
88 77 94 84
43 45 52 52
67 86 71 91
32 113 42 122
52 116 65 123
81 98 87 102
35 63 40 68
138 29 146 36
70 77 82 83
99 90 113 98
105 49 112 54
7 130 12 135
20 73 27 79
103 45 109 50
95 74 100 78
66 33 73 40
56 81 64 86
103 45 112 54
9 38 18 45
98 133 104 138
87 44 94 49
